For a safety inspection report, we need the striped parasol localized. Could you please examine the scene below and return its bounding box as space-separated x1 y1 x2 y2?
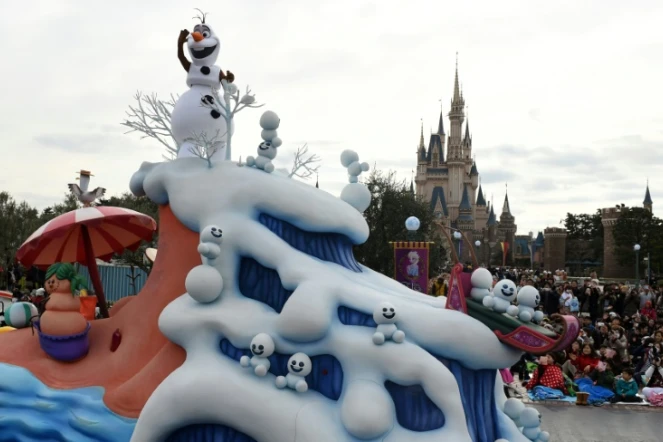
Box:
16 206 157 318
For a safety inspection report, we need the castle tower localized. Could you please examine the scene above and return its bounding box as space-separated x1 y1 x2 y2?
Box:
543 227 567 271
463 120 473 163
446 56 466 219
644 183 653 213
498 191 517 265
485 204 498 265
601 207 633 278
457 184 474 263
474 184 488 230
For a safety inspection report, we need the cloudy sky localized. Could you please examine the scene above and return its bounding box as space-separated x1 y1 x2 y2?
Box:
1 0 662 235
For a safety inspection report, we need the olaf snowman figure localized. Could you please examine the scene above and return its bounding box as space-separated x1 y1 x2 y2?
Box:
171 9 235 161
197 224 223 264
483 279 519 317
246 111 281 173
372 302 406 345
516 286 545 323
275 352 311 393
240 333 275 377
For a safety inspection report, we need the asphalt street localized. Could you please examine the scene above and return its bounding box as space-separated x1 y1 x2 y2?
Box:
534 403 660 442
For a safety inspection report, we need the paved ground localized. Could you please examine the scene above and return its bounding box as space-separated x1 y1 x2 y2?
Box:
534 403 660 442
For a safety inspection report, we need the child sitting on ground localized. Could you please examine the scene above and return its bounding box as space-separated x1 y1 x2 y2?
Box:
589 359 616 390
611 367 642 403
526 354 568 394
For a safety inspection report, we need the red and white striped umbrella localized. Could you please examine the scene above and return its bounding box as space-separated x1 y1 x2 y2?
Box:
17 206 157 267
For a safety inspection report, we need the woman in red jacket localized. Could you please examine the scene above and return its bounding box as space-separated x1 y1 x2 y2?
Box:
526 354 568 394
572 343 600 378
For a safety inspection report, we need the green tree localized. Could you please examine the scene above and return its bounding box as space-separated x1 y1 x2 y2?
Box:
0 192 42 269
612 207 663 270
564 209 604 267
353 170 443 278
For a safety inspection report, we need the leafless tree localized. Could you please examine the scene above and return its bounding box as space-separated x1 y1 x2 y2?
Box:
288 143 321 179
185 130 225 168
122 92 179 160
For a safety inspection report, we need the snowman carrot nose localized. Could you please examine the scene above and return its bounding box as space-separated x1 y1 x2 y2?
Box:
191 32 204 42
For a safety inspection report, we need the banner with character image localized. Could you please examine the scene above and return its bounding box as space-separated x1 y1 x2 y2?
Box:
393 241 431 294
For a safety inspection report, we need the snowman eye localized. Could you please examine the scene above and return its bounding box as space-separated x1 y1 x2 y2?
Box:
383 308 387 312
202 31 210 38
390 308 394 312
258 345 264 350
299 362 305 367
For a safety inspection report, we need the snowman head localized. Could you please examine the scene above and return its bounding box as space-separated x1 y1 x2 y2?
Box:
495 279 517 302
287 352 312 376
517 286 541 308
470 268 493 290
374 302 398 324
257 141 277 160
188 11 220 66
519 407 542 428
250 333 275 357
200 225 223 244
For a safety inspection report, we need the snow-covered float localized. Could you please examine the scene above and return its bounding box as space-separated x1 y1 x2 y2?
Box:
0 9 569 442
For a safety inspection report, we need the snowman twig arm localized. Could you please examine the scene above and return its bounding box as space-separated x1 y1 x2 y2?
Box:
177 33 191 72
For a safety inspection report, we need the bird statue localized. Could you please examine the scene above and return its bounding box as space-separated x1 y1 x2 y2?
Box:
68 170 106 207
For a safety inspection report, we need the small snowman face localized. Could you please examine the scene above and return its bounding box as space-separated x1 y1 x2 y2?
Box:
495 279 517 301
200 225 223 243
258 141 277 160
519 408 541 428
188 23 220 65
250 333 275 357
288 352 312 376
471 268 493 290
373 302 397 324
517 286 541 308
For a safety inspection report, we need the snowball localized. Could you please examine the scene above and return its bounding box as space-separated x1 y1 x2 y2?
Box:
225 83 238 94
405 216 420 231
185 265 223 303
271 137 282 148
340 150 359 167
340 183 371 212
360 162 370 172
259 111 280 130
341 380 394 439
503 398 525 420
471 268 493 290
347 162 362 177
261 129 278 141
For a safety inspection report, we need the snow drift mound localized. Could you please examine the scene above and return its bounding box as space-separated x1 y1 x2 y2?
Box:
130 159 529 442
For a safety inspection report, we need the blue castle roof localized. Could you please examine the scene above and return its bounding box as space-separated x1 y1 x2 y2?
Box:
429 186 449 217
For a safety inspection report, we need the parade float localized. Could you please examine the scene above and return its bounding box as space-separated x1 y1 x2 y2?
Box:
0 9 573 442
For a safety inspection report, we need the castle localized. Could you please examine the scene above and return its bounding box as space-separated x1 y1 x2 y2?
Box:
414 61 517 265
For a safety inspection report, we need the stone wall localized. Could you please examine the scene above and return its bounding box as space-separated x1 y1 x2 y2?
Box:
543 227 567 271
601 208 633 278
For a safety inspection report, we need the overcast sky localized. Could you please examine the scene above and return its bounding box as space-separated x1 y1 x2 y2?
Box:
1 0 662 235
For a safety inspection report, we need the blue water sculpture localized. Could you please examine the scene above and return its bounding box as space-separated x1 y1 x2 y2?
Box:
238 257 293 313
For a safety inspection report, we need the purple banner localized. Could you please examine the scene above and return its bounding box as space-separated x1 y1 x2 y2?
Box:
393 241 430 294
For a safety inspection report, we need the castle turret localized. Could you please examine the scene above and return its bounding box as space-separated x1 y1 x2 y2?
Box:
601 207 633 278
463 119 472 161
498 191 517 265
644 183 653 213
475 185 488 231
417 121 426 165
543 228 567 271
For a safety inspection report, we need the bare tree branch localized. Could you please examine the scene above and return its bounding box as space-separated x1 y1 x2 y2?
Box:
122 91 179 157
289 143 321 179
185 130 225 168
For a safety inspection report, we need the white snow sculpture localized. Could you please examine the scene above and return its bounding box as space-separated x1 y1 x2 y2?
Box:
197 224 223 261
246 110 281 173
495 439 511 442
372 302 405 345
129 160 532 442
470 267 493 302
516 286 544 323
240 333 275 376
340 149 369 183
339 149 372 212
483 279 519 317
185 265 223 304
519 408 550 442
275 352 311 393
503 398 525 428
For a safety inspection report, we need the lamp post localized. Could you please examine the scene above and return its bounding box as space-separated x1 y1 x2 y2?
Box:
405 216 420 242
475 240 482 267
634 244 641 288
453 231 462 261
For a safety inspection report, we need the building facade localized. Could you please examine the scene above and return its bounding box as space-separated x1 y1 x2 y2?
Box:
414 61 517 265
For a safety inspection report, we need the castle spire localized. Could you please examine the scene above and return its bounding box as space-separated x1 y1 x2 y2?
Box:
644 180 653 211
502 184 511 215
476 184 486 206
437 102 445 135
453 52 461 103
419 119 425 149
